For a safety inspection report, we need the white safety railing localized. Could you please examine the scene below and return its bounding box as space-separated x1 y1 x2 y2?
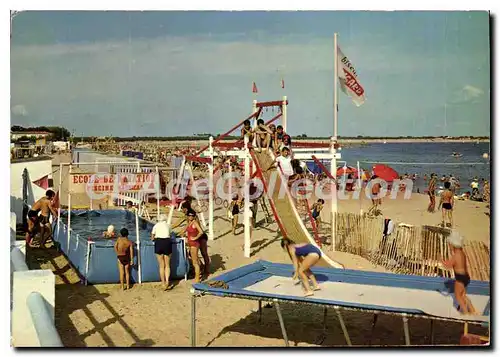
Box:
10 212 63 347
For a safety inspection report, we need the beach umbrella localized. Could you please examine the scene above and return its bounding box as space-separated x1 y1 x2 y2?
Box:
336 166 357 177
372 164 399 182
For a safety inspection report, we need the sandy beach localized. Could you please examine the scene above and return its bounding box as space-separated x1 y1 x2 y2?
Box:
23 152 490 347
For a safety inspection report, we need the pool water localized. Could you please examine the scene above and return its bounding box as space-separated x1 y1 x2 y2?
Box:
60 210 152 243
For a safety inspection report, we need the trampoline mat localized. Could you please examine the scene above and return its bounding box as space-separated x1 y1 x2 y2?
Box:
244 275 490 323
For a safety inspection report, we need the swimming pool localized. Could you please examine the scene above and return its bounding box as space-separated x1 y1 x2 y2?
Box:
54 210 190 284
60 209 150 242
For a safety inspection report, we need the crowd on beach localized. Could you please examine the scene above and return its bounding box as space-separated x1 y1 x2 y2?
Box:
24 121 485 312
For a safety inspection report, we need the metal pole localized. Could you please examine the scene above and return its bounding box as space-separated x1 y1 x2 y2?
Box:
274 301 289 347
135 208 141 284
330 137 338 252
67 165 73 249
56 163 63 239
335 306 351 346
85 241 91 285
282 95 287 132
244 135 251 258
430 319 434 344
402 314 411 346
155 165 160 221
334 33 339 139
357 160 362 215
191 291 196 347
208 136 215 240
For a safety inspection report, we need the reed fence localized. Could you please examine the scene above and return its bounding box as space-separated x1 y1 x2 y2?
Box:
334 213 490 281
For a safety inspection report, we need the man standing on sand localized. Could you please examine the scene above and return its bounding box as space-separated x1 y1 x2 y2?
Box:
427 173 437 213
367 175 382 216
29 190 58 247
438 181 454 228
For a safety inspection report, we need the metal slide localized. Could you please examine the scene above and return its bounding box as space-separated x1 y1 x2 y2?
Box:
252 150 344 269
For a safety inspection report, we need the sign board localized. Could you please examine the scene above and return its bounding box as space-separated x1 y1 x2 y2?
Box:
69 172 158 195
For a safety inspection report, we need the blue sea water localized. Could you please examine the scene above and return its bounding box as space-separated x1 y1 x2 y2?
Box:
312 142 490 194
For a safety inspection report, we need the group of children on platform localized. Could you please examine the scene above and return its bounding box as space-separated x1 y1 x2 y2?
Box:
241 119 291 153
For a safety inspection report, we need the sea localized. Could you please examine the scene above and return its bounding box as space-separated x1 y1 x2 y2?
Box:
323 142 490 194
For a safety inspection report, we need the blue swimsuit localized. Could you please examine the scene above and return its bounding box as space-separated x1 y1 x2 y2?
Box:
294 244 322 258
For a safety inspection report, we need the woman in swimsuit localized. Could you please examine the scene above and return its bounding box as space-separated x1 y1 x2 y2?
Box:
181 209 210 282
439 181 454 227
281 238 322 297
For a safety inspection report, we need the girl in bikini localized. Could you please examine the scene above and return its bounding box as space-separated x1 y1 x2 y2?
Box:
181 209 210 282
281 238 322 297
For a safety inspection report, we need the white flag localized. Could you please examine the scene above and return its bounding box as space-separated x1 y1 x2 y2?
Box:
337 47 366 107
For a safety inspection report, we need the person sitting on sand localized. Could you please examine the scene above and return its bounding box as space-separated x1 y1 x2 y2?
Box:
254 119 273 152
427 173 438 213
442 231 476 315
367 175 382 216
281 238 321 297
240 119 254 142
103 225 116 238
311 199 325 230
114 228 134 291
180 209 210 282
438 181 454 228
151 214 173 291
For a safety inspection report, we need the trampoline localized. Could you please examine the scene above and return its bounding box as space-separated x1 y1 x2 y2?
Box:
53 209 189 284
191 260 490 346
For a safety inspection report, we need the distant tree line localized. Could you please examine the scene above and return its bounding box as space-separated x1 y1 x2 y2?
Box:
11 125 71 141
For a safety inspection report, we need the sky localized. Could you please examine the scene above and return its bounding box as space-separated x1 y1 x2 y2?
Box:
10 11 490 137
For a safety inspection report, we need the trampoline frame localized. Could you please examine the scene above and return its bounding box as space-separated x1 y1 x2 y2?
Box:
189 261 489 347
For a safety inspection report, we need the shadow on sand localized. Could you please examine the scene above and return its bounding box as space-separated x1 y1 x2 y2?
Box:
26 242 155 347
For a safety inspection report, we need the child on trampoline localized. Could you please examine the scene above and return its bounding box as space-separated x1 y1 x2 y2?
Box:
114 228 134 290
281 238 322 297
442 231 477 315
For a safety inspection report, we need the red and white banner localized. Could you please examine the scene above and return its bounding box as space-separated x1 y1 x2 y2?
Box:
69 173 158 194
337 46 366 107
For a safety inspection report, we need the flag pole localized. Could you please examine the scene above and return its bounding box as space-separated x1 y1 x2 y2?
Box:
331 33 339 252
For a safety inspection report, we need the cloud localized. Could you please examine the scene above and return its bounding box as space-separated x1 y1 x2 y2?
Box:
10 34 490 137
11 104 28 117
450 85 485 104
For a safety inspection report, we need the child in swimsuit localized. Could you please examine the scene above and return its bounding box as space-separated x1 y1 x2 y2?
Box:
181 209 210 282
311 199 324 230
442 231 476 315
254 119 273 152
281 238 322 297
103 225 116 238
228 195 242 235
439 181 454 228
114 228 134 290
240 119 254 142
